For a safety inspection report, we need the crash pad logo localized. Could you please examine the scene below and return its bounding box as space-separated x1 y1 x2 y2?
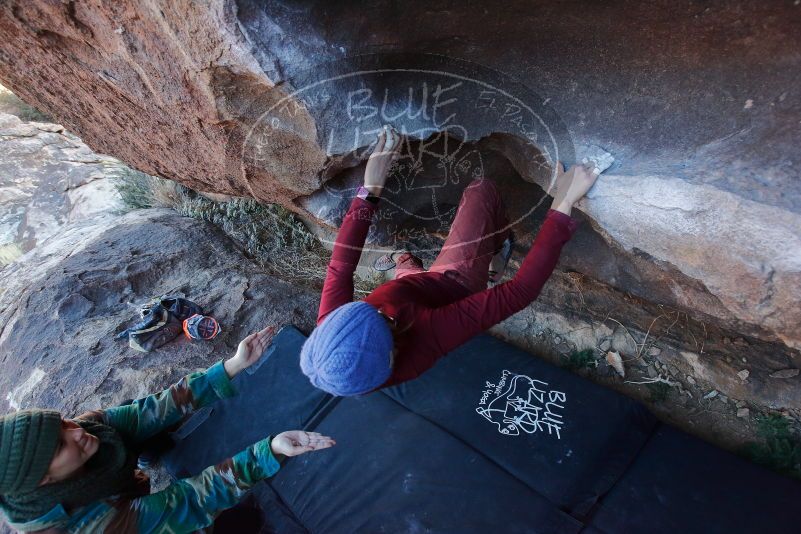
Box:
476 370 566 439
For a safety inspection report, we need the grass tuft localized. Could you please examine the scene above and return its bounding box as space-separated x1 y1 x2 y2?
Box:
744 414 801 479
647 381 671 403
177 195 330 287
565 349 596 371
0 88 53 122
111 167 187 211
113 169 382 292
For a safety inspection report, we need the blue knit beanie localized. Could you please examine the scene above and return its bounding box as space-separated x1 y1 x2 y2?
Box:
300 301 394 396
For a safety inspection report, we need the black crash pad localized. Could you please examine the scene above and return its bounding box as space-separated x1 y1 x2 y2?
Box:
269 393 583 534
161 326 801 533
162 326 330 478
587 425 801 534
384 333 658 515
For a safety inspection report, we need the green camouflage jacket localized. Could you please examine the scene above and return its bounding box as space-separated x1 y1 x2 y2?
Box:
5 361 280 533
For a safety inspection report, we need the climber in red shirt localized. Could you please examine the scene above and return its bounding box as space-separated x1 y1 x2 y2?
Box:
300 127 600 396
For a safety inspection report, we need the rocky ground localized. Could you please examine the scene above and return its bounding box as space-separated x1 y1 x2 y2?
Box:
0 208 320 416
0 84 121 265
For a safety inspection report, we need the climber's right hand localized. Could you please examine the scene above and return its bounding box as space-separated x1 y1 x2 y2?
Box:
363 125 402 197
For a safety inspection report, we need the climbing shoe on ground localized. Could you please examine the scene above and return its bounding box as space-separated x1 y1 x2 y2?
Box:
116 295 204 352
125 304 183 352
143 295 203 321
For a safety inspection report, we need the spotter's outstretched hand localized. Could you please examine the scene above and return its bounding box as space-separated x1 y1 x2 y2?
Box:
224 325 278 378
271 431 336 457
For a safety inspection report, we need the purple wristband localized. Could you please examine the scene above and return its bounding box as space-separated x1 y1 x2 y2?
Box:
357 185 380 204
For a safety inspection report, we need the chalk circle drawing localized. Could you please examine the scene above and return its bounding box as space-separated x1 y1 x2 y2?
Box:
227 52 574 255
476 369 567 439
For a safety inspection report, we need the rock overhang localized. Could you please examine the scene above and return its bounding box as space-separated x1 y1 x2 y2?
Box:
0 0 798 403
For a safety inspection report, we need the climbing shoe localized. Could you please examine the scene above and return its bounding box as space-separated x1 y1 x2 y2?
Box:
116 295 204 352
143 295 203 321
373 250 412 272
123 304 184 352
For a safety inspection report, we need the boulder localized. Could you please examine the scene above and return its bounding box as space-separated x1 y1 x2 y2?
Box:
0 111 121 263
0 1 798 395
0 209 319 416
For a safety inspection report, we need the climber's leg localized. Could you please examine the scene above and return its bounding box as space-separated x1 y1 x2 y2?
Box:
429 178 510 294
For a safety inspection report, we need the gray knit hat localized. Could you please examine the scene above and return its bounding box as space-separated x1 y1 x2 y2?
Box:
0 409 62 495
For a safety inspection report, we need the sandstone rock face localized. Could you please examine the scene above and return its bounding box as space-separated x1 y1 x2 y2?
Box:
0 0 325 208
0 209 318 415
0 2 798 389
0 110 121 264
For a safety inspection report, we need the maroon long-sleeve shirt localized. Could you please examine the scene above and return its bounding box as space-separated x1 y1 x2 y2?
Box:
317 196 580 388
